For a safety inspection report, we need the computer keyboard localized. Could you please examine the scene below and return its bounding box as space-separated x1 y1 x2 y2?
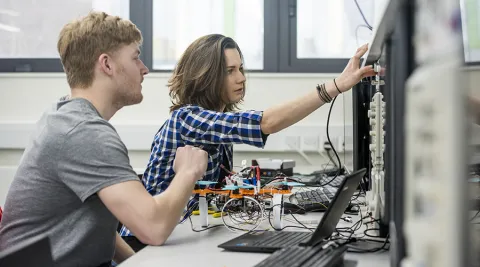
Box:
254 243 347 267
289 186 337 212
297 174 344 187
252 232 312 248
317 175 343 187
470 163 480 175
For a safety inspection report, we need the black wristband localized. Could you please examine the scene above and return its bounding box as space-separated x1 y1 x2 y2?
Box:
316 83 332 103
333 78 342 94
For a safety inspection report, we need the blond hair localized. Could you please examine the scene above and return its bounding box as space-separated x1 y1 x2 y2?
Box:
57 11 142 88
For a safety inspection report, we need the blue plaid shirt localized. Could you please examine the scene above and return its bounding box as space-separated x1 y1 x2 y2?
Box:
119 105 267 237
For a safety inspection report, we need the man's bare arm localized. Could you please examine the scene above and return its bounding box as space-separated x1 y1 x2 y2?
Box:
98 146 207 245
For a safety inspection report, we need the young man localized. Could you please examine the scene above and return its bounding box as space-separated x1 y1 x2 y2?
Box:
119 34 376 247
0 12 208 267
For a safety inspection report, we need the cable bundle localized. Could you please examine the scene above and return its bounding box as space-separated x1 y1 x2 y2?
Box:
220 196 265 233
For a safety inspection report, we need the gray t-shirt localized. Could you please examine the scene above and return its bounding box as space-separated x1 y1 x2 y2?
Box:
0 98 139 266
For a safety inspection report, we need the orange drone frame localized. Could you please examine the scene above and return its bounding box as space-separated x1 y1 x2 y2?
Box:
191 179 304 228
192 187 293 199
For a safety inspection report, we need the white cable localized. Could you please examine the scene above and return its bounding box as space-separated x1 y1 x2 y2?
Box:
221 196 264 233
344 164 352 175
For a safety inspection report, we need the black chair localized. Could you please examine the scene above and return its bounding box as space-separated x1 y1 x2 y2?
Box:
0 234 54 267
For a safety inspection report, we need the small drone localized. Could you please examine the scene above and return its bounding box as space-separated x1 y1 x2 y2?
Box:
191 166 305 230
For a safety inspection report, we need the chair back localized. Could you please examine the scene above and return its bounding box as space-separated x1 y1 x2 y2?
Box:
0 234 54 267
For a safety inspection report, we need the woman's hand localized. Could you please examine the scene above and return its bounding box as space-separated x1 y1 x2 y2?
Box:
335 44 377 92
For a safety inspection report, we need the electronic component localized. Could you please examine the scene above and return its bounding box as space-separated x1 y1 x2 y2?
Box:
192 177 305 232
362 61 387 237
252 158 296 177
401 1 468 264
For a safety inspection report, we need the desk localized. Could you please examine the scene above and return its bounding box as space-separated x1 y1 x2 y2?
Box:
119 213 389 267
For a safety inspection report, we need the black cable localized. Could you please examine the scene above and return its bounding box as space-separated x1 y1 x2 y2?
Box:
188 216 224 232
321 96 342 187
349 190 364 202
267 204 315 231
336 214 364 235
333 215 387 253
363 228 382 238
288 213 313 232
360 173 369 194
353 0 372 30
347 173 368 202
325 149 338 168
344 203 361 216
333 217 363 249
190 213 264 233
326 97 341 170
470 210 480 221
348 233 390 253
334 215 388 251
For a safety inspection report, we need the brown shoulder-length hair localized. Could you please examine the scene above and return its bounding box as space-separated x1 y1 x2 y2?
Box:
168 34 245 112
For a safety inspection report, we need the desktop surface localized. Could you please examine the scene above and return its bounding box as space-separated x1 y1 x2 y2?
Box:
118 215 389 267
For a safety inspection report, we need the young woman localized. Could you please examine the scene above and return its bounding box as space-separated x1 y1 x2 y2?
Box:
119 34 375 246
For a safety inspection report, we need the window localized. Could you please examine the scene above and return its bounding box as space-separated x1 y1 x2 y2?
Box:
297 0 374 59
0 0 129 71
1 0 378 73
152 0 264 70
460 0 480 64
278 0 376 72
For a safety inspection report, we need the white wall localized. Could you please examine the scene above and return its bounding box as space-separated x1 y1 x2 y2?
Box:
0 72 354 206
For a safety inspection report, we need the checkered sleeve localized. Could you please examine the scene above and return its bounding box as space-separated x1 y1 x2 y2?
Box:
177 107 267 148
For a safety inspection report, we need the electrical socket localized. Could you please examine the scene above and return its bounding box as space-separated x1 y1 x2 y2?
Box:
344 136 354 152
285 136 301 150
337 136 345 153
323 136 336 151
318 136 326 152
302 136 320 152
323 141 332 151
284 135 352 153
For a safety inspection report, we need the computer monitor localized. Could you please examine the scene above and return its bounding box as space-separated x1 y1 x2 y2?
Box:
352 0 396 232
352 1 414 267
460 0 480 65
400 1 472 267
383 3 416 267
462 2 480 265
466 66 480 267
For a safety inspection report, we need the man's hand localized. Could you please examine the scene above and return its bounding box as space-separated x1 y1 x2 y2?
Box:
99 146 208 246
335 44 377 92
173 145 208 182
